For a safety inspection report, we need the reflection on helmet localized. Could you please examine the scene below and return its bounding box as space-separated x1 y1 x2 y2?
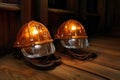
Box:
21 43 55 58
14 20 55 58
55 19 89 49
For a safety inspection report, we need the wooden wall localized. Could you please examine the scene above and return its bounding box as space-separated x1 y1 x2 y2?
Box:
0 1 20 48
0 10 20 48
0 0 32 52
107 0 120 27
1 0 18 4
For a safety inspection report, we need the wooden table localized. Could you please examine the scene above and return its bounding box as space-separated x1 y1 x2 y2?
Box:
0 36 120 80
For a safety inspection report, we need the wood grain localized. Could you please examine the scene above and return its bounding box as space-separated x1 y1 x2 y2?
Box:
0 36 119 80
0 2 20 11
21 0 32 25
0 54 105 80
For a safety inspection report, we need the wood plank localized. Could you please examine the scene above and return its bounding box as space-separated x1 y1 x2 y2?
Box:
0 34 120 80
9 11 20 46
0 11 20 48
89 36 120 51
89 36 120 42
0 55 61 80
90 43 120 51
92 52 120 70
21 0 32 24
79 47 120 70
85 46 120 56
0 2 20 11
0 11 4 47
0 54 105 80
49 65 106 80
3 11 9 47
4 0 18 4
61 56 120 80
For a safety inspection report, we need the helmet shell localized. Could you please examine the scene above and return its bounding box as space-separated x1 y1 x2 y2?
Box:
55 19 87 39
14 20 53 47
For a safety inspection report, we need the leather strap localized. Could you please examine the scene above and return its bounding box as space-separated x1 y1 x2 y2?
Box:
66 48 97 60
24 54 61 70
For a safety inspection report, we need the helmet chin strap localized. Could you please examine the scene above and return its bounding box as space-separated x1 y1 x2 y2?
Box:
13 48 61 70
65 48 97 61
23 54 61 70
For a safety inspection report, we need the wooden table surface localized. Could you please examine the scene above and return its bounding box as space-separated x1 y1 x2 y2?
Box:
0 36 120 80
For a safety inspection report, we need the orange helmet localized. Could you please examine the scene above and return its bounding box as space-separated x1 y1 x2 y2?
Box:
14 20 53 47
55 19 89 48
14 20 55 58
55 19 88 39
